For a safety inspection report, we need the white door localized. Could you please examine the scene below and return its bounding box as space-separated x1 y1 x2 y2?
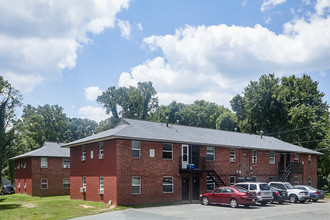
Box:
182 145 189 169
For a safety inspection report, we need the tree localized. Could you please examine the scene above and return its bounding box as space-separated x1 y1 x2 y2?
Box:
97 81 158 120
216 110 238 131
65 118 98 142
0 76 22 185
95 117 118 133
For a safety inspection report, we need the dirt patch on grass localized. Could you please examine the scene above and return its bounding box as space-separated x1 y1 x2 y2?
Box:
22 203 37 208
79 204 93 208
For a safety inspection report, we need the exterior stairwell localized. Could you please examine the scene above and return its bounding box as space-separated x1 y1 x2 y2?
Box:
279 163 291 182
207 170 226 187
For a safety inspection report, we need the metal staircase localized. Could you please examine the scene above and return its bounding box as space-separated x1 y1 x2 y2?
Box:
279 163 291 181
207 170 226 187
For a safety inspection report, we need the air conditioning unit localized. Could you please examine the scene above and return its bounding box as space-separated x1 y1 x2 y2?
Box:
81 156 86 161
230 158 236 162
80 187 86 193
98 188 104 194
64 165 70 168
98 154 104 159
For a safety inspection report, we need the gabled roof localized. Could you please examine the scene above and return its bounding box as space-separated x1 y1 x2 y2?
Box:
10 142 70 160
61 118 322 155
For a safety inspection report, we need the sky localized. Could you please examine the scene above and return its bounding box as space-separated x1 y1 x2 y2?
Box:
1 0 330 122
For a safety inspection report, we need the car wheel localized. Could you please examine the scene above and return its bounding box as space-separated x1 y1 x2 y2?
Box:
202 197 209 205
269 200 274 204
299 200 306 203
289 195 298 203
312 199 318 202
230 199 238 208
260 201 268 206
244 204 250 208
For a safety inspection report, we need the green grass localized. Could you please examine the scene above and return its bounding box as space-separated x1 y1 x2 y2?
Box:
0 194 128 220
325 192 330 198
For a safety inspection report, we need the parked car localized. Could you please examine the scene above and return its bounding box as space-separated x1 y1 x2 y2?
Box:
269 182 310 203
234 182 273 205
269 185 288 204
294 185 325 202
1 185 15 195
200 186 257 208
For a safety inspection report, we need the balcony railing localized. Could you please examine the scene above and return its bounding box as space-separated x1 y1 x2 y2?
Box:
179 156 216 172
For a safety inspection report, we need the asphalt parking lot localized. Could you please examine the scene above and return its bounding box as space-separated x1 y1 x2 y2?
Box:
73 199 330 220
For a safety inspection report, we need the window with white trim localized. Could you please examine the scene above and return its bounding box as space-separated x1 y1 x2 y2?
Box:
63 178 70 189
230 176 236 185
41 178 48 189
99 176 104 189
82 176 86 187
206 147 215 161
41 157 48 168
252 176 257 182
132 141 140 158
230 149 236 162
132 176 141 194
252 150 257 163
269 152 275 164
207 176 215 191
163 176 173 193
308 155 312 166
294 176 299 185
294 153 299 162
82 145 86 157
308 176 312 186
63 158 70 168
163 144 173 159
99 142 104 158
17 163 20 169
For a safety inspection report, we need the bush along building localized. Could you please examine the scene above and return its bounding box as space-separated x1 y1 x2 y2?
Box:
11 142 70 196
62 118 321 206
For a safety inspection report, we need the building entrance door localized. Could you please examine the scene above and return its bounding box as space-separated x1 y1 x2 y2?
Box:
192 176 200 200
182 177 189 201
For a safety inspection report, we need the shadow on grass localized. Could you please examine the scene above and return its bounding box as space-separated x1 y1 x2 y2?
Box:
0 198 7 202
0 203 21 211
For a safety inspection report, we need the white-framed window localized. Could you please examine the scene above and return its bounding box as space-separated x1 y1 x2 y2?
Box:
63 178 70 189
82 176 86 187
252 176 257 182
230 176 236 185
132 176 141 194
230 148 236 162
41 178 48 189
82 145 86 157
308 155 312 166
252 150 257 163
99 142 104 158
294 176 299 185
41 157 48 168
206 147 215 161
294 153 299 162
17 163 20 169
150 149 155 158
163 176 173 193
63 158 70 168
163 143 173 159
308 176 312 186
90 150 94 159
99 176 104 189
132 141 141 158
24 179 27 190
269 152 275 164
207 176 215 191
269 176 275 182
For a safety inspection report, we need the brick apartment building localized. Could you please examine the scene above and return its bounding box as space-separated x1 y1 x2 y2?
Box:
62 118 321 206
11 142 70 196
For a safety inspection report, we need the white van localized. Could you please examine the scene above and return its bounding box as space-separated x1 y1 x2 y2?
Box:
234 182 273 205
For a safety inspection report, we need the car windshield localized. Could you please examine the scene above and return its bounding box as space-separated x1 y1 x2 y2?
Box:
306 186 317 191
284 183 294 189
260 184 270 190
234 187 247 192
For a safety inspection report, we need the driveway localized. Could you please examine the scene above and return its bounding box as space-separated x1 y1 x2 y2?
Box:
72 199 330 220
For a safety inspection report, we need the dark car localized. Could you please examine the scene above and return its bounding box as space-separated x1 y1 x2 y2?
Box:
1 185 15 195
200 186 257 208
294 185 325 202
269 185 288 204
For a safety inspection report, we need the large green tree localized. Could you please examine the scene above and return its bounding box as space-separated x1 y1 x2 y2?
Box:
0 76 22 185
65 118 98 142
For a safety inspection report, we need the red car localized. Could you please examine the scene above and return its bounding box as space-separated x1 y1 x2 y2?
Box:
200 186 257 208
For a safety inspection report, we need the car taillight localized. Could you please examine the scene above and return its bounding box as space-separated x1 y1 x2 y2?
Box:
257 192 261 196
314 191 319 194
276 192 280 196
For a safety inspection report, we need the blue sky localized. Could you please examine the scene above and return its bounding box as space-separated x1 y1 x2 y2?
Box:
1 0 330 122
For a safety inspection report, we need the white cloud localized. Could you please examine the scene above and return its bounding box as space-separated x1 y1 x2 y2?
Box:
261 0 286 12
319 71 327 77
119 7 330 108
78 105 108 122
84 86 103 101
241 0 248 7
137 23 143 31
264 16 272 24
315 0 330 16
117 19 132 39
0 0 130 92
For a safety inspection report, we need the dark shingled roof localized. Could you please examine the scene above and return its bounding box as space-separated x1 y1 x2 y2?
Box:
62 118 322 155
10 142 70 160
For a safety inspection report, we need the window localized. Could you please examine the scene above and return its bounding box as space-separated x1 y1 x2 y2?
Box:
308 176 312 186
90 150 93 159
132 141 140 158
294 153 299 162
230 176 236 185
63 158 70 168
207 176 215 191
294 176 299 185
41 178 48 189
250 184 257 190
230 149 236 162
63 178 70 189
24 179 26 189
82 176 86 187
252 176 257 182
206 147 215 161
252 150 257 163
163 143 173 159
17 163 20 169
269 152 275 164
163 176 173 193
269 176 275 182
99 176 104 189
132 176 141 194
99 142 104 155
308 155 312 165
150 149 155 158
41 157 48 168
82 145 86 157
23 162 26 168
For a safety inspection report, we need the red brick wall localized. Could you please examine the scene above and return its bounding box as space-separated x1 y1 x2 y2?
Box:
14 158 32 195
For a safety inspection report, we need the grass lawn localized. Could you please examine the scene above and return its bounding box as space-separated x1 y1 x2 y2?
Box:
0 194 128 220
325 192 330 198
